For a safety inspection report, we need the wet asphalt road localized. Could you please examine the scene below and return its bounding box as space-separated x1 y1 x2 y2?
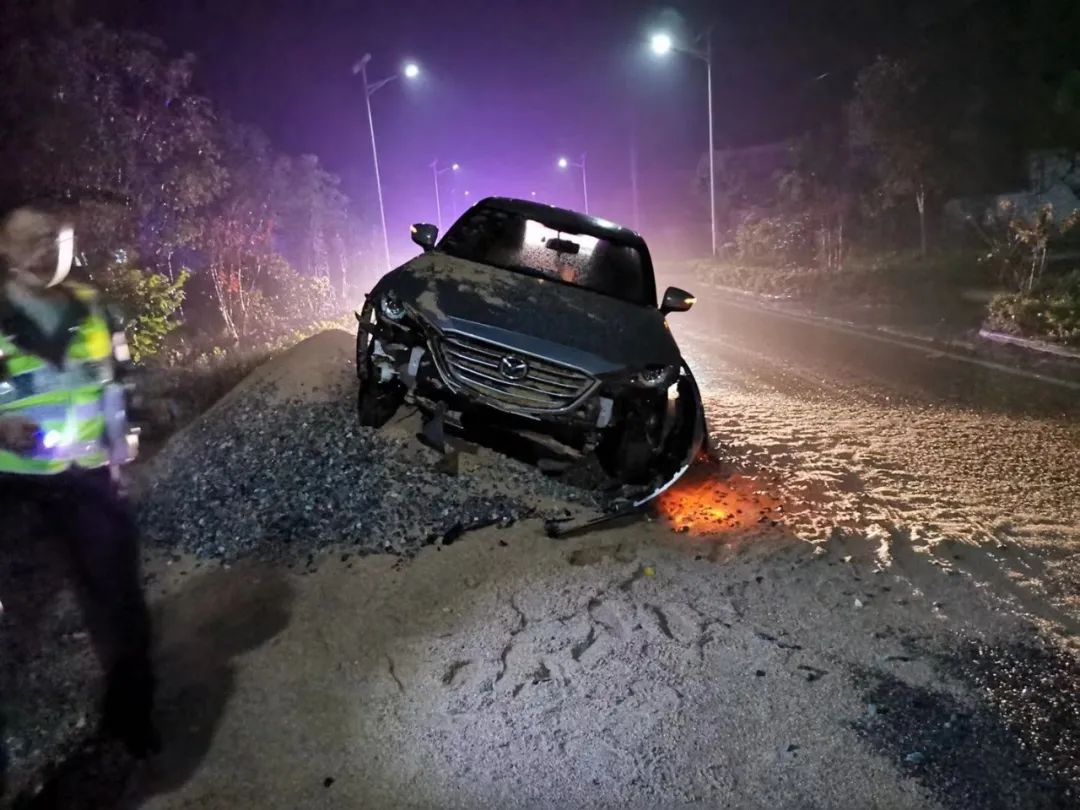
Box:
666 295 1080 806
676 294 1080 421
672 294 1080 628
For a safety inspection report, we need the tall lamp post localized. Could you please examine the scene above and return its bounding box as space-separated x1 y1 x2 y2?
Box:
557 154 589 214
352 54 420 272
650 30 716 256
430 160 459 230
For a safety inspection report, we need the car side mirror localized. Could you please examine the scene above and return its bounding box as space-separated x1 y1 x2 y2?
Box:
660 286 695 314
410 223 438 251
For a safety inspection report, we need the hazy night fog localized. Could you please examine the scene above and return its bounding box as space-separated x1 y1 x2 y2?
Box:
78 0 922 259
2 2 1080 807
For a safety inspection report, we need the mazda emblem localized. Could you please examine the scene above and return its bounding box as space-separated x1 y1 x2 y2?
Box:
499 354 529 381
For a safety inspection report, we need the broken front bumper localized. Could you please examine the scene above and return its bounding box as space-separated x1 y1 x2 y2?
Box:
368 319 618 434
360 302 707 513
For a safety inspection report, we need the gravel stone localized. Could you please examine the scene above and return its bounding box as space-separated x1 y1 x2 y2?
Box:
135 378 604 561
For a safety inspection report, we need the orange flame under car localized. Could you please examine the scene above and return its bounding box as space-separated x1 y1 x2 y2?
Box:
656 464 784 535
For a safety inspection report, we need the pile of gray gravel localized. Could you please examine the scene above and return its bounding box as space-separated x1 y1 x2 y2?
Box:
135 338 601 561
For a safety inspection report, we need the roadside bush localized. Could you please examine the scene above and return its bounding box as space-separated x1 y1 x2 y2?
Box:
244 258 339 339
987 270 1080 345
733 212 817 267
974 202 1080 293
133 312 354 443
91 263 189 362
695 250 987 304
133 347 272 441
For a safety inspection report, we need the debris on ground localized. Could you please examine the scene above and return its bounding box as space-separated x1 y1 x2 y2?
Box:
135 331 603 561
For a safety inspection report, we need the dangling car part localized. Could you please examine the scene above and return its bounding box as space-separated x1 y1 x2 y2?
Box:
355 197 706 511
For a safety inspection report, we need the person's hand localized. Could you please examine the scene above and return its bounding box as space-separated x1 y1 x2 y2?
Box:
0 415 38 453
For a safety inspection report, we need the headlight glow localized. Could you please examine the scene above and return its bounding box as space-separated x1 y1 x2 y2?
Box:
379 292 407 321
632 364 678 388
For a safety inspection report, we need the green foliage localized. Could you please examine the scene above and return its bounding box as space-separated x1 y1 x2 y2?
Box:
695 250 987 304
0 18 364 351
0 24 226 265
975 203 1080 292
987 271 1080 346
851 58 940 201
194 122 357 339
264 267 337 327
94 264 189 362
733 213 817 267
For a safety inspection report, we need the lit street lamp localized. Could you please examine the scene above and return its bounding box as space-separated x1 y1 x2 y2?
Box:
650 32 673 55
557 154 589 214
352 54 421 271
430 160 460 230
650 29 716 256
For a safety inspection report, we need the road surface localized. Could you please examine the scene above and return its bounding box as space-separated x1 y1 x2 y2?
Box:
677 295 1080 633
31 299 1080 809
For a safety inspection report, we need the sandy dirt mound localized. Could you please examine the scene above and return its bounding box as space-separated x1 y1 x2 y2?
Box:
134 330 602 561
210 329 357 410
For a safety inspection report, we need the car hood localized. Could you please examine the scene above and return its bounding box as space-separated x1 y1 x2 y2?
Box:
371 253 681 374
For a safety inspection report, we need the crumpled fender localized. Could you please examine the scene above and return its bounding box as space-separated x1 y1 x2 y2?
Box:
545 361 707 538
632 360 706 508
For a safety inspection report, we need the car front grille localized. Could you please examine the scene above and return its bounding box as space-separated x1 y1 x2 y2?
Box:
434 332 596 413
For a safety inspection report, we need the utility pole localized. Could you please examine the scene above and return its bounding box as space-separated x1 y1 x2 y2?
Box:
558 154 589 214
705 30 716 257
352 54 420 272
430 160 460 230
650 28 718 255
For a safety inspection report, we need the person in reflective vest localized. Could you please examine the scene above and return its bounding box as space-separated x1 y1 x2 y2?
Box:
0 208 157 797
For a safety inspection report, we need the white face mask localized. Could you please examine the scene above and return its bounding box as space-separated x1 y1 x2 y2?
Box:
47 226 75 288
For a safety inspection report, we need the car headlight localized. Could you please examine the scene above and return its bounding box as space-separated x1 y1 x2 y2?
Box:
631 364 678 388
379 291 407 321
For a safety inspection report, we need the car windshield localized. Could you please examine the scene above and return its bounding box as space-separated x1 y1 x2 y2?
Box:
439 207 652 305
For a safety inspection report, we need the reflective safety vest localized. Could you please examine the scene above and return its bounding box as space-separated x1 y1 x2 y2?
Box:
0 283 131 475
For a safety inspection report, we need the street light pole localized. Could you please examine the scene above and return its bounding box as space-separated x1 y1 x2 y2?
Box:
558 154 589 214
353 53 420 272
705 31 716 257
430 160 460 230
579 153 589 214
650 30 718 256
431 161 442 230
359 59 391 272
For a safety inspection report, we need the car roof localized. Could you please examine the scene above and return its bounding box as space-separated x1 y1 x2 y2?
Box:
476 197 646 248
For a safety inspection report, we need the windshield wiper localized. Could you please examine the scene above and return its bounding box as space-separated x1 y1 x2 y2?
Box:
503 264 554 282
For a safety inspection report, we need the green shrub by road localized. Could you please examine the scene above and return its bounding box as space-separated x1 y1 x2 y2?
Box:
690 251 988 305
988 271 1080 346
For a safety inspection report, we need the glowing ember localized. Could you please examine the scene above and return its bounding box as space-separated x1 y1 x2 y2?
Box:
658 479 730 530
656 465 785 535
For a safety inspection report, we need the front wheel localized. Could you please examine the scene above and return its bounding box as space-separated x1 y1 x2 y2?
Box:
356 312 404 427
596 421 659 485
357 377 404 427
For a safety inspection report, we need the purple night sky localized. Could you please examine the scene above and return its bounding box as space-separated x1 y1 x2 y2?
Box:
89 0 860 261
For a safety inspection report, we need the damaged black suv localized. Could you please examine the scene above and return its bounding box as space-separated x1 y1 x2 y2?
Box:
356 197 705 495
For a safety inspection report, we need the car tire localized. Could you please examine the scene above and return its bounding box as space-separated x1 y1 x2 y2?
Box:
357 378 403 428
356 309 404 428
597 423 657 485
